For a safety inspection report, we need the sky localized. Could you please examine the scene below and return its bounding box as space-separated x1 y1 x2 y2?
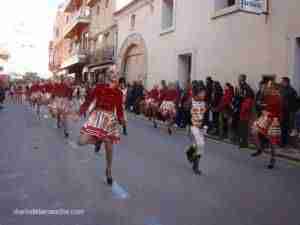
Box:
0 0 132 78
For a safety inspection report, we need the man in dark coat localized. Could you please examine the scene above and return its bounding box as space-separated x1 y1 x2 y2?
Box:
280 77 298 147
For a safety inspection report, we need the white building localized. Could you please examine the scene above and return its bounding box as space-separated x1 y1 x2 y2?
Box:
114 0 300 92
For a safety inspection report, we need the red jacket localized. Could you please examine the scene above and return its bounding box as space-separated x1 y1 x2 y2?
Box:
79 84 124 122
44 83 53 94
160 89 179 103
264 94 282 120
54 83 73 98
240 97 254 121
147 88 160 101
217 88 233 112
29 84 42 94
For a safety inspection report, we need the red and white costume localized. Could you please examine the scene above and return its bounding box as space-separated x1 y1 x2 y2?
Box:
79 84 124 144
145 87 160 111
252 89 282 145
49 82 73 115
159 89 179 119
29 83 43 103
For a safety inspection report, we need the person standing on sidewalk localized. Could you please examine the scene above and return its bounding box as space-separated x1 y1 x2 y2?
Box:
280 77 298 147
252 80 282 169
238 87 254 148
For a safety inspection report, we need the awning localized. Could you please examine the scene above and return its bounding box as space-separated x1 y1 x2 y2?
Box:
67 73 76 77
82 66 89 73
90 64 111 72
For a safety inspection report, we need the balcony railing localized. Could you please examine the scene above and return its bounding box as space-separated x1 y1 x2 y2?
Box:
62 48 89 68
64 7 91 38
89 46 115 64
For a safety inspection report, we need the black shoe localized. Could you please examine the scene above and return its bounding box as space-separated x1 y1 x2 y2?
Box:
185 146 195 163
267 158 275 169
95 141 102 153
153 121 158 128
123 126 128 136
168 127 172 135
106 169 113 186
192 156 202 175
64 131 69 138
251 150 263 157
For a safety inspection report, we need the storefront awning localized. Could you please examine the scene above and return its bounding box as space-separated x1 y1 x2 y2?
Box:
90 64 111 72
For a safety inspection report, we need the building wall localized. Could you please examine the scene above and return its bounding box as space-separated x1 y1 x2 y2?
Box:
89 0 117 54
116 0 300 91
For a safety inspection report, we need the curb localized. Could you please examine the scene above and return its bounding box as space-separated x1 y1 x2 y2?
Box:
128 112 300 163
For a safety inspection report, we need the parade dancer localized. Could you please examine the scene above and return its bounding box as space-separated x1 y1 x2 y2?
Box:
51 78 74 138
145 85 160 128
159 82 179 135
251 80 282 169
75 68 124 186
119 77 128 136
185 86 207 175
29 80 43 119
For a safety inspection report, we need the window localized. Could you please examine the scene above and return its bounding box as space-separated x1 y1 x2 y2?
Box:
214 0 236 11
105 0 109 8
161 0 175 31
130 14 136 29
97 5 100 15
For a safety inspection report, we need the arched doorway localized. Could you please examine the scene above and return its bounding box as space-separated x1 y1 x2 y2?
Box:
118 33 148 86
123 44 145 84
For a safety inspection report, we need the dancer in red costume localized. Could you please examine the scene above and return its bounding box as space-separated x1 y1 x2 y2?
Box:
75 68 124 186
252 80 282 169
159 82 180 135
145 85 160 128
29 80 43 118
50 78 74 137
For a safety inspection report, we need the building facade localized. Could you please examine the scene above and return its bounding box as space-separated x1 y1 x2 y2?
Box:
49 4 71 78
86 0 117 83
49 0 117 83
114 0 300 91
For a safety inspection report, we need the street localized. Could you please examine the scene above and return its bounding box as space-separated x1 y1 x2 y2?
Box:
0 103 300 225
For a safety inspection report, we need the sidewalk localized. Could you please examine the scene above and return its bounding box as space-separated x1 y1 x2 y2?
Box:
128 112 300 162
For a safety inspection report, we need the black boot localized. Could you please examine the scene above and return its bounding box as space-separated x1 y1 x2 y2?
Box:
168 127 172 135
251 149 263 157
64 130 69 138
153 121 158 128
192 156 202 175
267 158 275 169
123 125 128 136
106 169 113 186
186 145 196 163
94 141 102 153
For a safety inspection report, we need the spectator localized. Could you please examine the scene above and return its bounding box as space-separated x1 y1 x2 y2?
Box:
239 86 255 148
205 77 214 132
232 74 254 144
217 82 234 139
210 81 223 136
280 77 298 147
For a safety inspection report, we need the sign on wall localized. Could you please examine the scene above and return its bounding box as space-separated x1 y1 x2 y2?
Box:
240 0 268 14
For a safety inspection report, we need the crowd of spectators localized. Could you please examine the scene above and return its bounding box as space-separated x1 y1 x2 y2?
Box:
124 75 300 149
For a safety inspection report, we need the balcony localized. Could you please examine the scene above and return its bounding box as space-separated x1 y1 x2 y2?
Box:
63 0 83 12
61 48 89 69
89 46 115 64
86 0 98 7
63 7 91 39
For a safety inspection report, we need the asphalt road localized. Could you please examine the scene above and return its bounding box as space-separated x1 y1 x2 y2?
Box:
0 103 299 225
